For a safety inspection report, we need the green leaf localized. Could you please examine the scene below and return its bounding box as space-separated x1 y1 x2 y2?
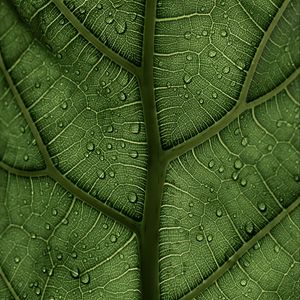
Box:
0 0 299 300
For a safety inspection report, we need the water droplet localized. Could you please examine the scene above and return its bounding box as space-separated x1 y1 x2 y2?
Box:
258 202 266 212
207 235 213 242
130 123 140 134
240 178 247 187
212 92 218 99
45 223 50 230
115 21 127 34
202 30 208 36
234 159 243 170
79 7 86 14
196 234 204 242
294 175 300 182
105 16 114 24
57 253 63 260
80 273 90 284
237 60 245 70
267 144 273 151
70 267 80 278
109 170 115 178
71 251 77 259
274 245 280 253
102 223 108 229
245 221 254 234
184 31 191 40
106 143 112 150
35 82 41 88
35 287 41 295
183 74 193 84
129 150 138 158
61 102 68 110
216 209 222 217
220 30 227 37
218 166 224 173
240 279 247 286
127 192 137 203
241 137 248 146
232 171 239 181
86 142 95 151
110 234 117 243
209 50 217 58
97 3 103 9
75 70 80 76
23 154 29 161
14 257 20 263
119 91 127 101
208 160 215 168
62 218 68 225
222 66 230 74
186 54 193 61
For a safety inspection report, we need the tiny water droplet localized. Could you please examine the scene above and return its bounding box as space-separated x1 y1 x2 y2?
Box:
97 3 103 9
234 159 243 170
202 30 208 36
196 234 204 242
183 74 193 84
222 66 230 74
209 50 217 58
23 154 29 161
14 257 20 263
105 16 114 24
240 178 247 187
184 31 191 40
220 30 227 37
241 137 248 146
130 123 140 134
71 251 77 259
80 273 90 284
115 21 127 34
86 142 95 151
128 192 137 203
208 160 215 168
70 267 80 278
212 92 218 99
240 279 247 286
110 234 117 243
274 245 280 253
245 221 254 234
218 166 224 173
186 54 193 61
45 223 51 230
119 91 127 101
35 82 41 88
232 171 239 181
129 150 138 158
207 235 213 242
258 202 266 212
109 170 115 178
35 287 41 295
57 253 63 260
216 209 222 217
61 102 68 110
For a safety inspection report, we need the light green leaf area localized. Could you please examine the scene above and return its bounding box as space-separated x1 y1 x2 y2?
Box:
0 0 299 300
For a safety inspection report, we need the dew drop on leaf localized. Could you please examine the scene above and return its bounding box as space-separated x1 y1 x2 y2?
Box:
109 170 115 178
105 16 114 24
110 234 117 243
240 279 247 286
61 102 68 110
207 235 213 242
186 54 193 61
35 287 41 295
220 30 227 37
184 31 191 40
129 150 138 158
241 137 248 146
202 30 208 36
14 257 20 263
183 74 193 84
71 251 77 259
23 154 29 161
80 273 90 284
127 192 137 203
115 21 127 34
240 178 247 187
196 234 204 242
130 123 140 134
97 3 103 9
245 221 254 234
208 160 215 168
274 245 280 253
119 91 127 101
234 159 243 170
86 142 95 151
232 171 239 181
257 202 266 212
222 66 230 74
70 267 80 278
218 166 224 173
216 209 222 217
57 253 63 260
209 50 217 58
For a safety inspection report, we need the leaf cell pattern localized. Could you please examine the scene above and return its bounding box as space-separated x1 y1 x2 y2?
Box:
0 0 299 300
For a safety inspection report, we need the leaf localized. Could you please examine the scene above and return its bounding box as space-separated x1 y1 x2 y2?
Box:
0 0 299 300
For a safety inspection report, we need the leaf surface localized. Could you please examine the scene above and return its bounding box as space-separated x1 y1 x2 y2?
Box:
0 0 299 300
